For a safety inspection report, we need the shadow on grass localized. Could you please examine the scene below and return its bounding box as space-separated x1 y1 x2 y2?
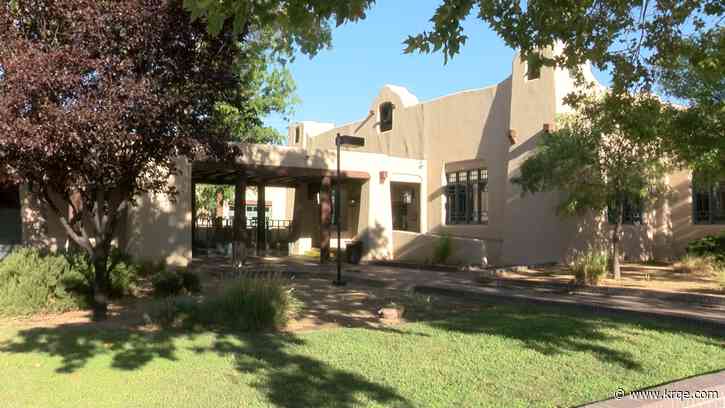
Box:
426 302 645 370
0 324 413 408
2 289 724 407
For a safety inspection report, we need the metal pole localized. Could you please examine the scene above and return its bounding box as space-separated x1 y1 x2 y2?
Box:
334 134 345 285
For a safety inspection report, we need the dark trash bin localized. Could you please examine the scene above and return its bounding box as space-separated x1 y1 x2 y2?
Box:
346 241 363 265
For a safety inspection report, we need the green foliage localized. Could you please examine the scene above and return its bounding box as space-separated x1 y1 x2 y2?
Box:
514 96 671 218
152 269 202 298
0 248 89 315
433 234 453 264
571 248 610 286
184 0 374 56
404 0 722 93
514 97 670 277
163 274 296 331
686 233 725 265
195 184 235 218
0 247 154 316
404 2 723 177
214 32 300 144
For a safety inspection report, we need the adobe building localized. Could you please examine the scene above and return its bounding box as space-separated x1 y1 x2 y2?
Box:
2 49 723 266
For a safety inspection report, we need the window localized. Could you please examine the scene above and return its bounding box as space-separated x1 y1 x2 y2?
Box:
445 169 488 225
379 102 393 132
693 179 725 224
607 197 643 225
525 53 541 80
295 127 301 144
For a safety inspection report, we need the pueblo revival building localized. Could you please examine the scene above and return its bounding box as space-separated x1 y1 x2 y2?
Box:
2 49 723 266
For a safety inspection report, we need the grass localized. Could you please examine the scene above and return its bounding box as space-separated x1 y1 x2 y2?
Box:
0 301 723 407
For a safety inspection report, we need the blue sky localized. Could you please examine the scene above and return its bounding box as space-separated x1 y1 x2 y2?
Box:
265 0 609 134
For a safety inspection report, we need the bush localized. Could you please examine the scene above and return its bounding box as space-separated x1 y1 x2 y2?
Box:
163 274 296 331
686 233 725 264
672 255 718 275
152 269 202 297
571 249 609 286
0 248 89 315
433 234 453 264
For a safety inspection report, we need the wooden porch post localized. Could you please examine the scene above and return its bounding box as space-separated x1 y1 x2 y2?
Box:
233 174 247 267
256 183 267 255
320 175 332 263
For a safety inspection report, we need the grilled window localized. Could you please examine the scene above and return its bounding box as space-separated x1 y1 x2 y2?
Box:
380 102 393 132
295 127 301 144
607 197 644 225
445 169 488 225
693 180 725 224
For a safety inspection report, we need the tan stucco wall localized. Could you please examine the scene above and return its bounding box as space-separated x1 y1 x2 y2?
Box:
20 186 69 252
124 158 193 267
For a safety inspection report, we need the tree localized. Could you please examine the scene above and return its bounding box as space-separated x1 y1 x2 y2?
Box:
183 0 375 55
403 1 724 176
0 0 306 320
216 29 300 145
513 96 671 279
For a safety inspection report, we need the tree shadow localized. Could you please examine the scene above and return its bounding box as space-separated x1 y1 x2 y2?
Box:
0 322 413 408
424 301 650 371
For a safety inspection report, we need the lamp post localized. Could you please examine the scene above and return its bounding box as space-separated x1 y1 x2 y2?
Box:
333 133 365 286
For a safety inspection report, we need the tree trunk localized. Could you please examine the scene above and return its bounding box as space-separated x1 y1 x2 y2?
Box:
611 202 623 280
92 255 110 321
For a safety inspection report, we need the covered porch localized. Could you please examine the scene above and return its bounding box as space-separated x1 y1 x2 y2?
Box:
190 143 385 264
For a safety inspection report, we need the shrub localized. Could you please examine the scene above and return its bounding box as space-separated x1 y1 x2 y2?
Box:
152 268 202 297
163 274 297 331
433 234 453 264
0 248 89 315
181 271 202 294
672 255 718 275
686 233 725 264
571 249 609 286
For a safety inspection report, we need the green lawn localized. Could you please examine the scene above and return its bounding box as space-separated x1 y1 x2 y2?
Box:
0 301 722 408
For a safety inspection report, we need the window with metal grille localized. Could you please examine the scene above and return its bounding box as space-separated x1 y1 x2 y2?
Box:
379 102 393 132
693 180 725 224
445 169 488 225
295 127 301 144
607 196 644 225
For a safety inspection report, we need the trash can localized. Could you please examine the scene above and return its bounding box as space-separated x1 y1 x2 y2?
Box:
346 240 363 265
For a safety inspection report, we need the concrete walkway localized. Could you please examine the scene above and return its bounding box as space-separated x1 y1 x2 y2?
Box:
249 257 725 328
583 370 725 408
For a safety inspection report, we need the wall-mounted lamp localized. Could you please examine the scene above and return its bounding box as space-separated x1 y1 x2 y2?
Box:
508 129 518 145
379 171 388 184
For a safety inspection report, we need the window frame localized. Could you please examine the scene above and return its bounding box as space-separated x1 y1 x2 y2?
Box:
445 168 488 225
693 181 725 225
379 102 394 133
607 196 644 225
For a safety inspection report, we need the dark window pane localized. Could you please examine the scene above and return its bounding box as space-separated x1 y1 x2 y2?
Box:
445 169 488 225
380 102 393 132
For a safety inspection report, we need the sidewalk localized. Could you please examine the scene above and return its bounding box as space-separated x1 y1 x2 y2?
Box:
583 370 725 408
272 257 725 328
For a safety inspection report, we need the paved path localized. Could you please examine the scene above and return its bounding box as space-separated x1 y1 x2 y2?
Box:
196 255 725 407
583 370 725 408
255 257 725 327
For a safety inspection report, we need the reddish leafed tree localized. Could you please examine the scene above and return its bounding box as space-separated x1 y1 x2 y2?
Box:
0 0 246 319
